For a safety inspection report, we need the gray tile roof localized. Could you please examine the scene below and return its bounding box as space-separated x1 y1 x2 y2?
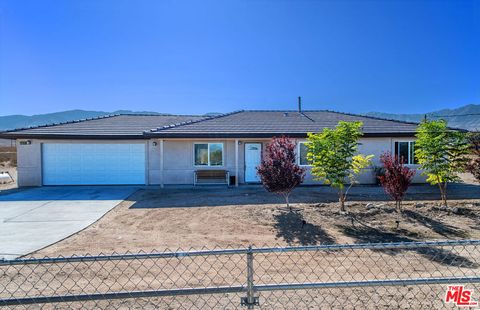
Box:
0 114 205 139
146 110 420 138
0 110 421 139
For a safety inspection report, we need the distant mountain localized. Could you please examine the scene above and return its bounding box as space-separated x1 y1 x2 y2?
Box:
366 104 480 131
0 109 166 131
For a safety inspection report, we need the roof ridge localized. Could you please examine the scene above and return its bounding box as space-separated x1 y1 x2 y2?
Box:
0 114 122 134
146 110 244 133
243 109 329 112
312 110 464 131
240 109 422 125
228 109 466 130
117 113 204 117
313 110 422 126
117 113 170 116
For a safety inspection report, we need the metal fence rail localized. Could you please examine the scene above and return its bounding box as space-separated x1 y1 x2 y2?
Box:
1 240 479 309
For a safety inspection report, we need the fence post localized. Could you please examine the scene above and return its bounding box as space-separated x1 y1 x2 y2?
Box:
241 246 259 308
247 246 255 309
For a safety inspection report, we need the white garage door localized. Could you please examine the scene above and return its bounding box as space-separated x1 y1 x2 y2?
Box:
42 143 146 185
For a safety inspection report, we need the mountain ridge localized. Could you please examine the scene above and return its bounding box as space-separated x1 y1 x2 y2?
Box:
365 104 480 131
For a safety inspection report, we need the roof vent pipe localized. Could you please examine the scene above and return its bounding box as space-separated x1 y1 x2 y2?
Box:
298 96 302 113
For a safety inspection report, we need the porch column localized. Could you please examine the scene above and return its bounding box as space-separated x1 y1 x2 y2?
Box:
235 139 239 187
160 139 164 188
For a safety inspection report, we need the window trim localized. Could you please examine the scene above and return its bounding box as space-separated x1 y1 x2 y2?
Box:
393 140 418 166
297 141 312 167
193 142 225 167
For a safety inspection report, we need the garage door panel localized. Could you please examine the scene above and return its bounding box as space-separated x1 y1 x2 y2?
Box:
42 143 146 185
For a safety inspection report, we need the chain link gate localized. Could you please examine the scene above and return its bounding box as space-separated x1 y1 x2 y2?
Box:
1 240 480 309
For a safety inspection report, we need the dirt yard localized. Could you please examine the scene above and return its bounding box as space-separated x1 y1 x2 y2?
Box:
5 185 479 309
0 146 16 166
36 185 480 257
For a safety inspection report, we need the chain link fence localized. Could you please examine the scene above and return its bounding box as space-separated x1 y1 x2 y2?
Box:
1 240 480 309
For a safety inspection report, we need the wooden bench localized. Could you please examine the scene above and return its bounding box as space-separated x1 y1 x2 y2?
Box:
194 170 230 186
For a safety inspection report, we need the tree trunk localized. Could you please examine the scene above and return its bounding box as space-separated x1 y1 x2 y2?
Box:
395 200 401 228
285 194 290 211
339 190 346 212
395 200 400 212
438 182 448 207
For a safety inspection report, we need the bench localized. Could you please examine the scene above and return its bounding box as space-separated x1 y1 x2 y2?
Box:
194 170 230 186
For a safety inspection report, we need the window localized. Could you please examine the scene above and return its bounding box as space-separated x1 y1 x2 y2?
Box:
298 142 311 166
194 143 224 166
394 141 417 165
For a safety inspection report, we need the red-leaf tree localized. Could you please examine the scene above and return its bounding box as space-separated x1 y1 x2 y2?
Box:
378 152 416 212
257 136 306 210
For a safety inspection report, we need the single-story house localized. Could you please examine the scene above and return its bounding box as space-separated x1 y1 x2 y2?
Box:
0 110 425 187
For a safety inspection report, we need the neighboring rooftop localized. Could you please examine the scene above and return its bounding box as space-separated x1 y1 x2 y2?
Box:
0 114 205 139
147 110 420 138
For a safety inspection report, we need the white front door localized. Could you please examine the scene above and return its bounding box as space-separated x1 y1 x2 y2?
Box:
245 143 262 183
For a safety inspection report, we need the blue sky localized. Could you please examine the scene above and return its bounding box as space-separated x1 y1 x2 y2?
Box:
0 0 478 116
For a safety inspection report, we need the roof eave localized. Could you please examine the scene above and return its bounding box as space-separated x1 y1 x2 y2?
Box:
144 132 418 139
0 133 146 140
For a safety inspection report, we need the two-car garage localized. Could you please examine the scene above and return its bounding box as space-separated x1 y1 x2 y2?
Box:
42 143 146 185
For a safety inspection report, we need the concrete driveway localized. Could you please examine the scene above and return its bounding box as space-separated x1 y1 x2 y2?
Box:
0 186 138 260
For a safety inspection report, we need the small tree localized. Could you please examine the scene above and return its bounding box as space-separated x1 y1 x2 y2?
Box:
307 121 373 212
257 136 306 210
415 120 470 207
378 152 416 212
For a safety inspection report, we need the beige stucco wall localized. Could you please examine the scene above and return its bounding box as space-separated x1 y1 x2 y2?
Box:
298 137 426 185
157 137 425 185
148 138 271 185
147 139 161 185
14 137 426 187
16 139 42 187
159 139 238 185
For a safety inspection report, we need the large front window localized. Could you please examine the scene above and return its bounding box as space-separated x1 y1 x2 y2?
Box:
194 143 223 166
394 141 417 165
298 142 311 166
